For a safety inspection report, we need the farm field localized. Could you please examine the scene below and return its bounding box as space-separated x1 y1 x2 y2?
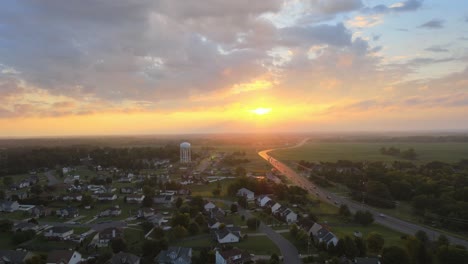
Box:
270 142 468 164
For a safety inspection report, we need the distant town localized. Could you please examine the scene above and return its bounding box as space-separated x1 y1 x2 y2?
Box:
0 135 467 264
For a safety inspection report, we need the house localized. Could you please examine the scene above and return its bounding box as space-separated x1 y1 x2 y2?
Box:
120 187 134 194
97 193 118 201
30 205 52 217
0 201 19 212
270 202 281 213
214 227 242 244
204 201 216 212
147 213 168 226
276 207 297 223
14 221 39 232
297 219 315 235
18 180 30 189
310 223 338 247
46 250 81 264
154 194 174 205
0 250 35 264
56 207 79 218
99 206 122 217
354 257 381 264
62 194 83 202
256 195 271 207
215 248 251 264
126 194 145 204
29 175 39 185
155 247 192 264
108 252 140 264
44 226 74 240
17 192 28 200
137 208 155 218
98 228 124 246
236 188 255 201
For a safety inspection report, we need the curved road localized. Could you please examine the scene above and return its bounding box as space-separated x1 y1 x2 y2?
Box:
259 139 468 248
211 198 301 264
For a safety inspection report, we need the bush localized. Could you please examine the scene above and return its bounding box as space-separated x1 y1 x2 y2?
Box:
246 217 260 230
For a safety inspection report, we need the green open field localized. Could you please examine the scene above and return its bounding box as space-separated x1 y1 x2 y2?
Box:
271 142 468 164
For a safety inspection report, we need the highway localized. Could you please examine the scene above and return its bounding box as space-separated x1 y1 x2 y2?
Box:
258 139 468 248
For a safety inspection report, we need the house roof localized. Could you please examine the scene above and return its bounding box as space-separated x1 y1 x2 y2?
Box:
99 228 123 239
297 218 315 232
109 252 140 264
46 250 75 264
218 248 251 264
215 227 241 240
237 188 254 195
0 250 30 264
155 247 192 264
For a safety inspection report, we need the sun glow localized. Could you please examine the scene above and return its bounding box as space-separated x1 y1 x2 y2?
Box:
251 107 272 115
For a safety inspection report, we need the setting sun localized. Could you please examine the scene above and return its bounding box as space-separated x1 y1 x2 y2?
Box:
251 107 272 115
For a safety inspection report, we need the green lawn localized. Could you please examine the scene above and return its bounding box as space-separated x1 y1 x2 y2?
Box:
172 235 214 248
236 236 280 255
0 233 13 250
330 223 404 248
187 179 237 197
271 142 468 164
124 228 145 255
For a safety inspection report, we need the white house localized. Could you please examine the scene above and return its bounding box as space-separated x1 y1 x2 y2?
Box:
277 207 298 223
311 223 338 247
204 201 216 212
46 250 81 264
256 195 271 207
215 248 251 264
99 206 122 217
0 201 19 212
97 193 117 201
62 194 82 202
44 226 74 240
214 227 241 244
98 228 123 246
236 188 255 201
271 202 281 213
126 194 145 204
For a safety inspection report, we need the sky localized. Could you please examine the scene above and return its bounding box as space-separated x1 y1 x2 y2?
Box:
0 0 467 137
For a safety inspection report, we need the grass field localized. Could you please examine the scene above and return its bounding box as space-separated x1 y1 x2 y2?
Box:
270 142 468 164
236 236 280 255
330 223 404 248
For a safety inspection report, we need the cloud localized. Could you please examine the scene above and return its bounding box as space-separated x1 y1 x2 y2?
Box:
367 0 424 14
419 19 445 29
309 0 363 14
347 15 384 28
280 23 352 47
425 45 449 53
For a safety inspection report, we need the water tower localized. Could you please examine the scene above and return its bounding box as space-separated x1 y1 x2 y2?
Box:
180 142 191 163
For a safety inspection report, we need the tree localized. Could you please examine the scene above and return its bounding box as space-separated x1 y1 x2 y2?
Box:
290 224 299 238
212 188 221 196
415 230 429 244
171 213 190 228
436 234 449 247
237 196 247 208
142 239 167 258
436 245 468 264
175 197 183 209
172 225 188 239
354 237 367 257
382 246 411 264
0 220 13 233
12 230 35 245
142 185 155 197
269 253 280 264
3 176 13 186
151 227 165 240
235 166 246 176
354 210 374 226
110 237 127 253
30 185 43 196
25 255 47 264
338 204 351 219
188 222 200 236
142 196 153 207
343 236 359 259
230 203 238 213
367 232 385 253
81 194 94 207
246 217 259 230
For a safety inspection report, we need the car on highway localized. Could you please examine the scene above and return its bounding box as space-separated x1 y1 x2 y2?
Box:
379 213 386 218
326 196 331 199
